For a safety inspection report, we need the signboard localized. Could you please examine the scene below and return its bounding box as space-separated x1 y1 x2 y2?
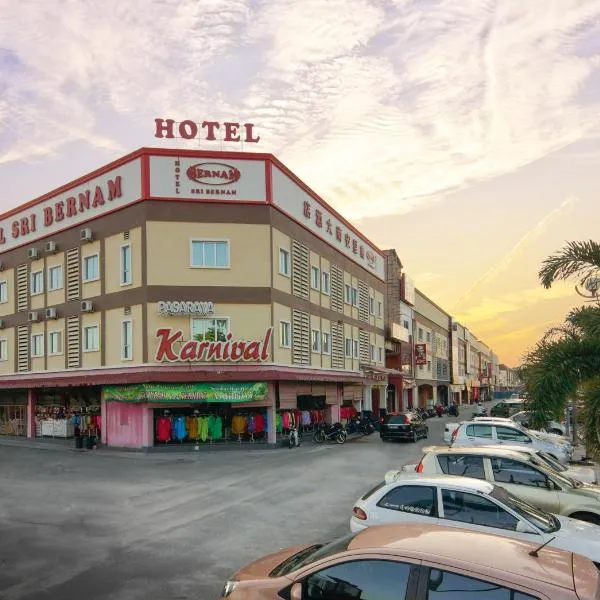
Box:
155 327 272 362
158 301 215 316
154 119 260 143
402 274 415 306
415 343 427 365
271 165 385 280
149 155 266 201
0 159 141 252
105 382 268 403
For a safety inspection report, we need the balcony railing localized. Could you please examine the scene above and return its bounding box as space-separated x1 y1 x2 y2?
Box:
388 322 409 343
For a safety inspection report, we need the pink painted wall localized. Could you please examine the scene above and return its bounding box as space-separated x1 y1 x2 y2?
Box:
106 402 150 448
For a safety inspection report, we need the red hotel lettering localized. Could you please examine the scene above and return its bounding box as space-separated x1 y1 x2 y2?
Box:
55 201 65 221
202 121 220 140
352 239 358 254
92 185 105 207
344 233 351 248
11 214 36 239
303 201 311 218
154 327 273 362
107 176 122 201
154 118 260 143
315 209 323 228
335 226 342 242
326 219 333 235
79 191 90 212
223 122 241 142
0 228 5 244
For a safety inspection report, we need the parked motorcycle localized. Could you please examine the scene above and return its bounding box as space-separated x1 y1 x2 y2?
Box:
313 422 346 444
288 424 301 448
448 404 459 417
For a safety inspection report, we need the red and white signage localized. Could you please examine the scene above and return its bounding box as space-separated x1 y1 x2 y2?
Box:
155 327 272 362
415 343 427 365
271 166 385 280
0 159 141 252
154 119 260 143
149 156 266 201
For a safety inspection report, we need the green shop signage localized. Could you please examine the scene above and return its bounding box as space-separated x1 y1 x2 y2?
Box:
104 382 268 404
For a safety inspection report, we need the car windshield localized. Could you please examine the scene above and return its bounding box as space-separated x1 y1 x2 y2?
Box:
523 458 574 489
269 533 357 576
490 486 559 534
537 451 567 473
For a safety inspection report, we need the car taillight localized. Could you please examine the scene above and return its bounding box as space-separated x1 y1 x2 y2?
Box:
416 461 424 473
403 415 409 424
352 506 367 520
451 428 459 443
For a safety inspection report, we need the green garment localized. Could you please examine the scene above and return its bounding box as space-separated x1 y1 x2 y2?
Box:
199 416 209 442
208 415 223 440
276 413 283 434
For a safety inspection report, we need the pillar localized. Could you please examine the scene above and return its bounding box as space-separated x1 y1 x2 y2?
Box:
329 403 341 423
100 390 107 445
431 386 438 407
363 384 373 411
141 405 153 447
26 389 36 438
267 383 277 446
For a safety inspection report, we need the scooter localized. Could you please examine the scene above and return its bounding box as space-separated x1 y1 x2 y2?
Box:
313 422 346 444
288 424 301 448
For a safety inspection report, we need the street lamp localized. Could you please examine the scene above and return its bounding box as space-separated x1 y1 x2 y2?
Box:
575 276 600 302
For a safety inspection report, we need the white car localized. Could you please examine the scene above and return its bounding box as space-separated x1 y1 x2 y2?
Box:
351 473 600 564
511 410 567 436
451 420 572 464
443 422 461 444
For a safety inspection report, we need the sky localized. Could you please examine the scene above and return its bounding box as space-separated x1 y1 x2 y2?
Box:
1 0 600 367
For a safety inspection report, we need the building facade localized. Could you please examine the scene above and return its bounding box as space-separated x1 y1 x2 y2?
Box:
0 147 388 448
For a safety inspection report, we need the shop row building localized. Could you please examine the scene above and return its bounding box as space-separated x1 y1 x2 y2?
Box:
0 147 518 449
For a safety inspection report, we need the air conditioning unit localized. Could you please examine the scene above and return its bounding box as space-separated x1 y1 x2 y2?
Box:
80 228 93 242
45 307 58 319
28 311 40 322
0 319 5 329
28 248 39 260
80 300 94 313
45 241 57 253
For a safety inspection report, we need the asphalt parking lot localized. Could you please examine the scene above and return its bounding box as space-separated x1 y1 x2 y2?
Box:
0 412 457 600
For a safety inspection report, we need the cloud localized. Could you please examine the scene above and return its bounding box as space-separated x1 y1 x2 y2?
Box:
452 195 580 308
2 0 600 219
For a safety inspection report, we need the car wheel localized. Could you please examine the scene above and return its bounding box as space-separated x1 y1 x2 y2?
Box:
412 430 418 443
569 512 600 526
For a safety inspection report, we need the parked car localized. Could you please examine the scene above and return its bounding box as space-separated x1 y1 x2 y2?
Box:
396 446 600 525
380 412 428 443
491 399 525 417
451 420 572 464
511 410 567 436
350 473 600 565
402 444 598 485
443 422 461 444
220 522 599 599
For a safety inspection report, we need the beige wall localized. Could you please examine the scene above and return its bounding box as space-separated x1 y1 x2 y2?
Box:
146 221 271 287
81 240 102 300
272 302 292 365
46 252 66 307
105 227 142 294
0 326 14 374
46 318 65 371
0 268 15 317
272 228 292 294
81 312 102 369
147 302 272 363
105 304 143 365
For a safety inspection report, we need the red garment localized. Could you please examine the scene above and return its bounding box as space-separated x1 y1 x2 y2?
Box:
254 413 265 433
293 410 302 429
156 417 172 442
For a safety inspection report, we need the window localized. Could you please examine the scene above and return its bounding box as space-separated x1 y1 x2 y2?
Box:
83 325 99 352
495 426 531 443
425 568 538 599
378 347 383 362
31 333 44 357
191 318 229 342
403 319 409 329
490 458 549 488
190 240 229 268
311 329 321 352
121 320 132 360
377 484 436 516
377 300 382 316
427 360 431 370
345 338 352 357
304 560 412 600
311 266 321 290
369 298 375 314
351 287 358 306
441 489 518 530
353 339 359 359
0 339 7 361
0 281 7 303
426 331 431 342
47 265 63 291
278 248 290 276
322 331 330 354
370 344 376 361
345 284 352 304
31 270 44 295
418 327 423 341
83 254 99 281
322 271 330 295
48 331 63 355
279 321 291 348
465 424 493 439
120 244 132 285
437 454 486 480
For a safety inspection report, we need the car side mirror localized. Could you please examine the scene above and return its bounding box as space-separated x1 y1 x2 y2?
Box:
291 582 303 600
516 520 537 534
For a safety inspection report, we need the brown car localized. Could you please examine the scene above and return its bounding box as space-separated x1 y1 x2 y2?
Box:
220 523 599 599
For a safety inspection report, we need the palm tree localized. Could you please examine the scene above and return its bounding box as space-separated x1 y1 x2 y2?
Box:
522 240 600 456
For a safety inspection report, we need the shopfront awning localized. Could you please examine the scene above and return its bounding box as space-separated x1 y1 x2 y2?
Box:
104 382 268 404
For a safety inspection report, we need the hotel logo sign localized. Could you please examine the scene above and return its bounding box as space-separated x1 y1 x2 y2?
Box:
186 163 241 186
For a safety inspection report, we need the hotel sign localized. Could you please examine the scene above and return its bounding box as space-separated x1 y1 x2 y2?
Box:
158 301 215 316
154 119 260 143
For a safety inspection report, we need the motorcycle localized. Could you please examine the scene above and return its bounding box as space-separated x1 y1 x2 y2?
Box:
288 424 301 448
313 422 346 444
448 404 459 417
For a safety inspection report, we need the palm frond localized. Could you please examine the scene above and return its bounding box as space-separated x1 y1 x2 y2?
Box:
567 305 600 337
581 376 600 459
539 240 600 289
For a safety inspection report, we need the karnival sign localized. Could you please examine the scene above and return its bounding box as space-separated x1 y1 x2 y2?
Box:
155 328 273 362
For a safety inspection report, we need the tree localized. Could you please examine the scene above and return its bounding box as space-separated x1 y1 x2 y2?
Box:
521 240 600 456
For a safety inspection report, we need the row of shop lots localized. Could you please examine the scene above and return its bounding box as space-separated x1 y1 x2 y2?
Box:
0 302 385 374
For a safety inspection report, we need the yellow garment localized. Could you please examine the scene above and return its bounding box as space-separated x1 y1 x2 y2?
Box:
231 415 246 435
199 416 209 442
187 416 198 439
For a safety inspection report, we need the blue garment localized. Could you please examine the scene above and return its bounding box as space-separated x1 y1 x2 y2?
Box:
172 416 187 441
265 411 271 433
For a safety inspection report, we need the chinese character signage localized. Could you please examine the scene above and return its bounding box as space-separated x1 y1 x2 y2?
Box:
415 343 427 365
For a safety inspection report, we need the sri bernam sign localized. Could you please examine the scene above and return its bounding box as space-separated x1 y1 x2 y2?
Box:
155 327 273 362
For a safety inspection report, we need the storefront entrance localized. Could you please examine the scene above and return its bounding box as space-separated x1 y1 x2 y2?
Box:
0 391 27 436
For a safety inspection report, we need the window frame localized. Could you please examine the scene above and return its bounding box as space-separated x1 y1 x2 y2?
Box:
321 271 330 295
376 484 438 517
48 330 63 356
279 320 291 348
344 284 352 304
311 328 321 353
351 287 359 307
370 343 376 361
278 247 291 277
369 297 375 315
378 347 383 363
465 424 494 439
82 253 100 282
345 337 352 358
82 324 100 353
121 319 133 361
310 265 321 291
322 331 331 355
0 280 7 303
0 337 7 361
120 243 132 286
353 339 359 359
190 317 230 342
47 264 63 291
30 270 44 295
495 425 532 443
490 457 549 489
30 333 44 358
189 238 230 269
437 454 486 480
